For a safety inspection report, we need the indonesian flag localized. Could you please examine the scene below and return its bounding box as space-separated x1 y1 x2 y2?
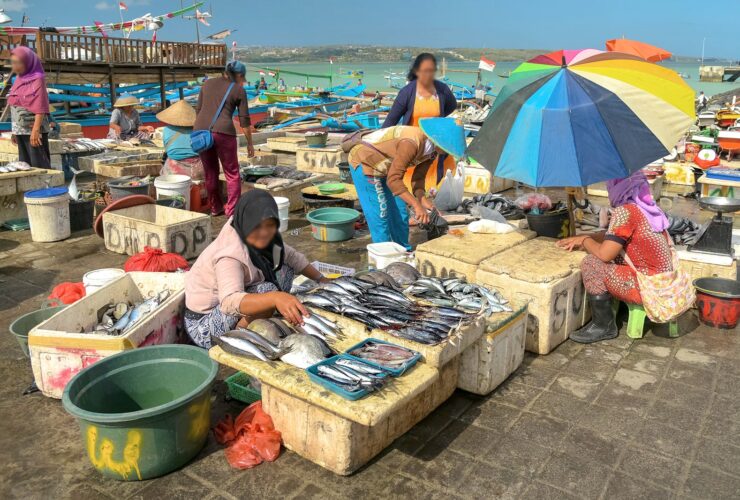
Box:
329 57 335 64
268 71 276 77
151 30 157 44
478 56 495 72
119 2 128 10
259 71 265 76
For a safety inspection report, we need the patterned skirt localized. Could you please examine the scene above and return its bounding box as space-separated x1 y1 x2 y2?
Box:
581 254 642 304
184 266 296 348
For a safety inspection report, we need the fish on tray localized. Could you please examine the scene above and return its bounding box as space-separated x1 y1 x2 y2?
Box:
349 341 418 369
314 358 388 394
90 290 171 336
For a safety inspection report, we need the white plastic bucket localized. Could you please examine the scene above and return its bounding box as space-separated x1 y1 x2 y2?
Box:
367 242 409 269
24 187 71 242
274 196 290 233
154 175 192 210
83 268 125 295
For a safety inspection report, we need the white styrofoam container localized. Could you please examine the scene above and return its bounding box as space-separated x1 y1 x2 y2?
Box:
28 272 185 398
458 307 528 395
367 242 410 269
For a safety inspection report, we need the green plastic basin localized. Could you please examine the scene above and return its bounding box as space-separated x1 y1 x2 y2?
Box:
9 305 66 358
318 182 346 195
62 345 218 481
306 207 360 242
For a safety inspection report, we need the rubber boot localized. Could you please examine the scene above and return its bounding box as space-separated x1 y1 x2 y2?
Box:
570 293 618 344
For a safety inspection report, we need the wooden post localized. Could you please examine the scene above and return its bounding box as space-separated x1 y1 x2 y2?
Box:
565 187 577 237
159 68 167 111
108 68 117 108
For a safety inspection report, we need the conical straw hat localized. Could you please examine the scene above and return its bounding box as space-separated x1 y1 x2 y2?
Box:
113 95 139 108
156 100 196 127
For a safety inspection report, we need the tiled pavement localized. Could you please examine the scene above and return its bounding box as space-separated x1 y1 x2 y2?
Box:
1 226 739 499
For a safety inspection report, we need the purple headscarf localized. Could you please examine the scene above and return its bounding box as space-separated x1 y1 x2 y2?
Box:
8 46 48 114
606 170 669 232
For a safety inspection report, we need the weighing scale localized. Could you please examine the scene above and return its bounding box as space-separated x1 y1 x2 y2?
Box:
688 196 740 257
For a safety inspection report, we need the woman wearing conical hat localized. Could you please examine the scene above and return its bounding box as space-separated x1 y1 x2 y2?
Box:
107 95 153 141
156 100 204 180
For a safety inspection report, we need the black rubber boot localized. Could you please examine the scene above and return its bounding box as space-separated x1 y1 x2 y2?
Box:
570 293 618 344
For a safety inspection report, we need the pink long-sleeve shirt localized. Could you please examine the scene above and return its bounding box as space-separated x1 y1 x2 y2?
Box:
185 220 309 315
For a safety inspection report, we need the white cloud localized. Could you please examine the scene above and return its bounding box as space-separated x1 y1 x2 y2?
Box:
94 1 112 9
0 0 30 12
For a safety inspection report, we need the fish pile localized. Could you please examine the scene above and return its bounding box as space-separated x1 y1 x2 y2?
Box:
297 271 483 345
240 165 313 187
91 290 170 335
60 138 107 154
214 315 342 369
348 341 418 370
404 276 512 315
313 357 389 395
667 215 702 246
0 162 33 173
458 193 524 220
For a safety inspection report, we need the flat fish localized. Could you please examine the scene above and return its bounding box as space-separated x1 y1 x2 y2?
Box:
382 262 421 287
279 334 331 369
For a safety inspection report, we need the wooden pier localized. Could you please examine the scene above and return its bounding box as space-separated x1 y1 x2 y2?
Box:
699 65 740 83
0 31 226 107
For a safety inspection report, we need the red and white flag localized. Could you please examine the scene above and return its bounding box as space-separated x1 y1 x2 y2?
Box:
329 57 335 65
268 71 276 77
94 21 108 37
258 71 265 76
478 56 496 72
118 2 128 10
151 30 157 44
195 9 210 26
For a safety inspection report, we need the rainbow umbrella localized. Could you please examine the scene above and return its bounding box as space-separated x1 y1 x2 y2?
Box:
467 49 695 187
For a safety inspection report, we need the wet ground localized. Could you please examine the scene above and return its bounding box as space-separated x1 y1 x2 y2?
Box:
0 188 738 500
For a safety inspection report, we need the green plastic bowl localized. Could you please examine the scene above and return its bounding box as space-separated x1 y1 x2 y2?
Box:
318 182 346 195
62 345 218 481
9 305 66 358
306 207 360 242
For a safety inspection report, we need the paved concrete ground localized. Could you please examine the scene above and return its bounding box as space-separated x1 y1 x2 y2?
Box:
1 197 738 500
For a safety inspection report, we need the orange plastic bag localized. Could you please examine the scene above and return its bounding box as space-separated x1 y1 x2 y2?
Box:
47 282 86 305
124 246 189 272
214 401 282 469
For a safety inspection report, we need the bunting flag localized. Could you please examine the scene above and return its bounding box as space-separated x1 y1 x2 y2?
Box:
0 2 203 36
94 21 108 38
195 9 210 26
119 2 128 10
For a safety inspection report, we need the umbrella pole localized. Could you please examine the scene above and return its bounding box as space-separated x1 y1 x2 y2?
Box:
566 187 577 237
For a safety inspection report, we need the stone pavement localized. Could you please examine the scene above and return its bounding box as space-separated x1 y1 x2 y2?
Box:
1 218 739 499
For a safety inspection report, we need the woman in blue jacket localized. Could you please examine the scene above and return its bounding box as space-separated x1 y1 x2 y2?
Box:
383 53 458 192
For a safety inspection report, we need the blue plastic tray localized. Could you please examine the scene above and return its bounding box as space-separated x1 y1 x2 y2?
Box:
706 167 740 182
306 355 372 400
344 338 422 376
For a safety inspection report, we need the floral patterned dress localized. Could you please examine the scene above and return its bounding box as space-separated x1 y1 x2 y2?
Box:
581 203 672 304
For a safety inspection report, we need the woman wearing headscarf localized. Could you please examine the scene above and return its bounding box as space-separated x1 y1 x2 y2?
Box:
556 171 672 343
184 190 326 348
8 47 51 168
383 53 458 193
107 95 154 141
194 60 254 217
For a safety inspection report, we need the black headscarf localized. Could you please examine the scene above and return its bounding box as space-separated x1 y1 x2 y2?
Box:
231 190 285 287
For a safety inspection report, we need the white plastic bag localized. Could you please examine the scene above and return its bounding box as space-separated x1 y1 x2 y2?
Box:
434 163 466 212
468 219 515 234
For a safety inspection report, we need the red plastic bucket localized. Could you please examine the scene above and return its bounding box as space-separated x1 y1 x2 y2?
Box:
694 278 740 330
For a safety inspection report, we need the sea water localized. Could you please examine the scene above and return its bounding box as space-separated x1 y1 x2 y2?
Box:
256 61 737 96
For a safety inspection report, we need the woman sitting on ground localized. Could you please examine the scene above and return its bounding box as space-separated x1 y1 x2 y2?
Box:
556 170 672 344
156 100 204 180
184 190 327 348
107 95 154 141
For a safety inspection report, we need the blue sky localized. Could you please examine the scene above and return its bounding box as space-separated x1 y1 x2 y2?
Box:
1 0 737 58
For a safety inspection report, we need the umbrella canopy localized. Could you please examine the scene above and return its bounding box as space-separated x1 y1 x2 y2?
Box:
467 49 695 187
606 38 672 63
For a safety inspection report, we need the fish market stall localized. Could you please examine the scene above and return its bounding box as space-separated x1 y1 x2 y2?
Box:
415 228 536 282
77 149 164 174
220 166 326 212
476 237 588 354
28 272 184 398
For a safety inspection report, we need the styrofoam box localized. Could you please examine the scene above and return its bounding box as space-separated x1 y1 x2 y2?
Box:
103 204 212 260
28 272 185 398
458 306 528 395
367 242 409 269
476 238 589 355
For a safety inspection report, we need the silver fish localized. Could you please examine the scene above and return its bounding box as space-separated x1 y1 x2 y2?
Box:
248 318 284 345
238 329 285 359
279 334 331 369
332 278 364 295
216 334 269 361
304 314 340 338
335 358 387 377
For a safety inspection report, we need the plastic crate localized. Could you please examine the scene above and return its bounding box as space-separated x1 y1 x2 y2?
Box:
306 355 378 400
225 372 261 404
310 261 355 278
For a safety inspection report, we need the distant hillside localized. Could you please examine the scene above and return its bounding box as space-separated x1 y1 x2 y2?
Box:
235 46 551 63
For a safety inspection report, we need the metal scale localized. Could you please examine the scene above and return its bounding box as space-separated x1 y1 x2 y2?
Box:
688 196 740 257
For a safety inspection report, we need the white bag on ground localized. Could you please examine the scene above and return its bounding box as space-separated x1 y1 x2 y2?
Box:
434 163 465 211
468 219 515 234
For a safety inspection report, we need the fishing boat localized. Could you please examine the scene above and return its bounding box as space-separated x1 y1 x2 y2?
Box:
716 108 740 128
717 130 740 157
